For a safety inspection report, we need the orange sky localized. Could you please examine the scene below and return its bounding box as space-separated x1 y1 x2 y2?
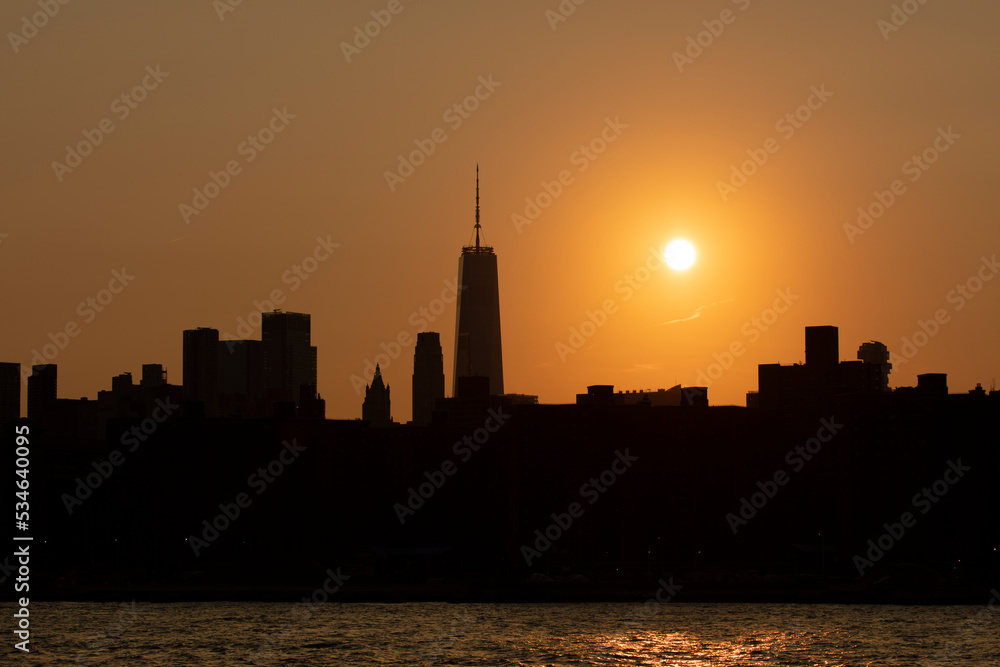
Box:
2 0 998 421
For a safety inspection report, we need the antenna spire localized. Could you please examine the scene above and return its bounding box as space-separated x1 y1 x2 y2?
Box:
475 164 481 249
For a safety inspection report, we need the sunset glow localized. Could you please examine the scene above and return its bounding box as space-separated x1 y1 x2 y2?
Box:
1 1 996 418
664 239 697 271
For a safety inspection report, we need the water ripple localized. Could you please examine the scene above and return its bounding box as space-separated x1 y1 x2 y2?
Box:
21 601 1000 666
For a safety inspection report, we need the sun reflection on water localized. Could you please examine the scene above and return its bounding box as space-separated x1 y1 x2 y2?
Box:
595 625 846 666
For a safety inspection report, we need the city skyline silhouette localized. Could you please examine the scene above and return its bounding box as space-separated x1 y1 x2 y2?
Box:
3 3 998 424
5 191 995 424
2 2 999 662
4 165 997 422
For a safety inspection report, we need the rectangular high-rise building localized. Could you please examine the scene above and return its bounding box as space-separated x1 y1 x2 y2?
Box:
858 341 892 392
805 325 839 367
453 168 504 396
412 332 445 425
262 310 317 407
218 339 264 417
183 327 220 416
0 362 20 424
141 364 167 388
28 364 57 421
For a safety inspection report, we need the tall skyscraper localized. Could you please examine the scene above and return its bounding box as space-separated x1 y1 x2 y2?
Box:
183 327 220 416
0 362 20 424
362 364 391 425
412 332 445 425
28 364 57 421
453 167 504 396
262 310 317 407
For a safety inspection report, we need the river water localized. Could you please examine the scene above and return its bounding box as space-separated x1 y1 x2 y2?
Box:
21 601 1000 665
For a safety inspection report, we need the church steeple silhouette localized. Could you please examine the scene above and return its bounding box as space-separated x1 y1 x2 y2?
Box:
362 363 391 425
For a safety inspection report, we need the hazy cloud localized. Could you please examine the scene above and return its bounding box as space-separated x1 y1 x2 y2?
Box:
660 299 734 326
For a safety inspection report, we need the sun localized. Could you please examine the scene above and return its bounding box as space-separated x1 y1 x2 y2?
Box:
664 239 696 271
